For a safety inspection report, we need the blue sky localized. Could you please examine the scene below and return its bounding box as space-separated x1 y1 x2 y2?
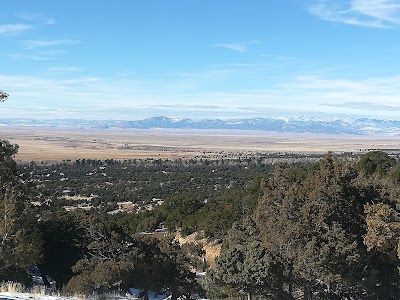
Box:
1 0 400 120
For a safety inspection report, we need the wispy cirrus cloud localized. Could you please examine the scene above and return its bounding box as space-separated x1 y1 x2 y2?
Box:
23 39 80 49
48 66 84 72
322 101 400 111
16 12 56 25
3 70 400 120
44 18 56 25
0 24 33 35
309 0 400 28
8 53 54 61
16 12 42 21
214 40 260 53
259 53 295 60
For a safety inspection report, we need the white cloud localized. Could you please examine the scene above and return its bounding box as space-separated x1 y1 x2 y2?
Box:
322 101 400 111
16 12 56 25
23 39 79 48
48 66 84 72
8 53 54 61
259 54 295 60
44 18 56 25
0 24 33 35
351 0 400 23
309 0 400 28
15 12 42 21
3 71 400 120
214 40 260 53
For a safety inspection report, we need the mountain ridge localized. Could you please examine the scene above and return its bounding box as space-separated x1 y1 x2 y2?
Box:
1 116 400 136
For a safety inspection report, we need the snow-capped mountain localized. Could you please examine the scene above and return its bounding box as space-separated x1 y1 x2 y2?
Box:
1 116 400 136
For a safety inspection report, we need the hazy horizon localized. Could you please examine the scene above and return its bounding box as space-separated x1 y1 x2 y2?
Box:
2 1 400 120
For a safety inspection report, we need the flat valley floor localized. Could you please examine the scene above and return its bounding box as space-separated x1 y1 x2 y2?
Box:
2 126 400 161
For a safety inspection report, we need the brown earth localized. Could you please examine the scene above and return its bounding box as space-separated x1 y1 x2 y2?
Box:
176 231 222 269
1 126 400 161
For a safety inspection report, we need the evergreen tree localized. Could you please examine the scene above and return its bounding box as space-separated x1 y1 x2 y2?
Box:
356 151 396 176
208 217 287 300
38 212 86 289
255 156 400 299
0 140 42 282
65 216 200 299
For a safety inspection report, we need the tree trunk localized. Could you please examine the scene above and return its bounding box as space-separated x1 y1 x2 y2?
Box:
288 267 293 297
41 271 51 288
170 288 178 300
303 283 312 300
142 289 149 300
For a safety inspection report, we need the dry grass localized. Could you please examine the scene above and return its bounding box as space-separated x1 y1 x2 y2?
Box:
0 281 25 293
0 281 61 297
3 126 400 161
0 281 131 299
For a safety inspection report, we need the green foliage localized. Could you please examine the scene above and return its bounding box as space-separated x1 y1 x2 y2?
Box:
389 162 400 183
207 218 286 299
356 150 396 176
253 155 400 299
38 211 86 289
21 157 274 212
0 140 18 174
65 216 202 299
0 140 42 283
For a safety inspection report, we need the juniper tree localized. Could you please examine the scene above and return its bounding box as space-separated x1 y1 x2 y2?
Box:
255 155 400 299
356 150 396 176
65 216 200 299
0 91 42 283
207 217 288 300
37 212 86 289
0 141 42 282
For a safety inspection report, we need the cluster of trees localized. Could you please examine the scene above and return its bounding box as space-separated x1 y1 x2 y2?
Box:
119 177 262 239
0 142 204 298
207 152 400 299
21 155 275 212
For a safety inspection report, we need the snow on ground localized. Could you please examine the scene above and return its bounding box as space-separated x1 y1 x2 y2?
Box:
0 292 176 300
0 292 72 300
0 292 129 300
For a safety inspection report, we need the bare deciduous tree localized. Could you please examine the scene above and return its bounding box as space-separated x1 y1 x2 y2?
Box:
0 91 8 102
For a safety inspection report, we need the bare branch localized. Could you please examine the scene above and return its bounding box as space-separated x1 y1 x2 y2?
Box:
0 91 9 102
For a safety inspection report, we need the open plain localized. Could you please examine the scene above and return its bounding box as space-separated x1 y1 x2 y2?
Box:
2 126 400 161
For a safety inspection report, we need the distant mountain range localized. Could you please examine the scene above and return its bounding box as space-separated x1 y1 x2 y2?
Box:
1 116 400 136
